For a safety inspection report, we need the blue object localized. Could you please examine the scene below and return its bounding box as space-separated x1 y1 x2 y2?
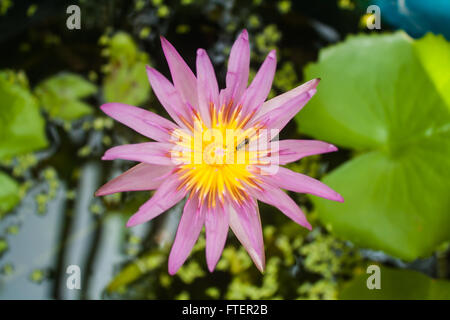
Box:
371 0 450 39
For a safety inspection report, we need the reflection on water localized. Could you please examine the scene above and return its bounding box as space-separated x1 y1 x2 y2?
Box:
0 179 66 299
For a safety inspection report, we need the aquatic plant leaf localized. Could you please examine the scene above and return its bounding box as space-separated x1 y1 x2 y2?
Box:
102 32 150 106
0 171 20 217
35 73 97 121
296 32 450 260
414 33 450 108
0 72 48 159
340 265 450 300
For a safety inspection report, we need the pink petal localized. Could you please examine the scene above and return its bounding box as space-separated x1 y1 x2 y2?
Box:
251 183 312 230
95 163 174 196
205 205 229 272
228 199 265 272
100 103 177 142
277 139 338 164
101 142 175 166
256 88 317 132
126 173 186 227
168 197 206 275
196 49 219 127
238 50 276 115
146 66 191 128
258 78 320 117
268 166 344 202
223 29 250 105
160 36 198 108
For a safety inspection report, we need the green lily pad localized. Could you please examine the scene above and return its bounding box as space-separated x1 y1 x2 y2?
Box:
35 73 97 121
296 32 450 261
0 171 20 218
0 71 48 160
102 32 151 106
340 265 450 300
414 33 450 108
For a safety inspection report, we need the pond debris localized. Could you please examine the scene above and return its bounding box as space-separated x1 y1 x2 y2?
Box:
34 167 60 214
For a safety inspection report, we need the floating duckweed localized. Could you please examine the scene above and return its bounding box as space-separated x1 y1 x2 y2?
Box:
338 0 355 10
217 246 252 274
102 135 112 146
6 224 19 235
139 27 151 39
43 33 61 46
88 70 98 82
42 167 60 199
29 269 45 283
27 4 37 17
177 261 205 284
248 15 261 29
77 145 91 157
0 238 8 255
89 203 103 216
0 0 12 15
205 287 220 299
143 253 165 271
300 233 359 279
93 117 105 130
35 193 49 214
275 235 295 266
176 24 190 34
125 247 139 256
175 291 190 300
255 24 281 55
103 117 114 129
226 257 281 299
66 189 76 200
13 153 37 176
128 234 142 245
82 120 92 131
277 0 291 14
225 22 237 33
43 167 56 180
159 273 172 288
191 233 206 253
273 62 298 93
19 181 32 199
298 279 337 300
98 34 109 46
135 0 146 11
2 263 14 275
263 225 276 242
157 5 170 18
63 121 72 132
103 192 121 205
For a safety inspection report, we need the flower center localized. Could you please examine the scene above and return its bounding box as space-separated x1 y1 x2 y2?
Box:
171 105 267 208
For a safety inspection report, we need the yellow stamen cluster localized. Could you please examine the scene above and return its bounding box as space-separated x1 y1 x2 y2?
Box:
171 103 267 208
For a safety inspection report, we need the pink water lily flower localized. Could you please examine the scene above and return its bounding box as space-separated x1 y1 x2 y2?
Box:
96 29 343 274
